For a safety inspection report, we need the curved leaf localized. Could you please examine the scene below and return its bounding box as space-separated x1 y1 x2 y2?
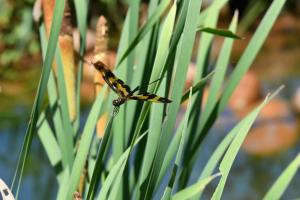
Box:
198 27 241 39
263 153 300 200
172 173 221 200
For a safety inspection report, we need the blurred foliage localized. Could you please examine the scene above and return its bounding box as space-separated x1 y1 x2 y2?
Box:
286 0 300 14
0 0 39 68
0 0 127 73
229 0 300 17
1 0 299 73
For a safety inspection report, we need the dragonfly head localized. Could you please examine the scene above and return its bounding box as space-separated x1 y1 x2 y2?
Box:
113 98 125 107
93 60 106 71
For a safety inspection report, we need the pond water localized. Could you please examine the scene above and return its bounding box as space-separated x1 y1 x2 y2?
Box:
0 87 299 200
0 110 57 199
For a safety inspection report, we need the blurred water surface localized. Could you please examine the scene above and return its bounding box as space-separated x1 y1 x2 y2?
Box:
0 84 299 199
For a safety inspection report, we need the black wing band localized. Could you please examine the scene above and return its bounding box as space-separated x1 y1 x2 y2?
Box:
129 93 172 103
93 61 131 97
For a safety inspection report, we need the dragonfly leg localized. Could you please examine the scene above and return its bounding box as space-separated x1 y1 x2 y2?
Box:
130 86 140 95
113 106 120 116
130 77 163 95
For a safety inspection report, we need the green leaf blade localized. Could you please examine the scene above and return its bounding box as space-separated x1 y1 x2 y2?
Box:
198 27 241 39
172 173 221 200
263 153 300 200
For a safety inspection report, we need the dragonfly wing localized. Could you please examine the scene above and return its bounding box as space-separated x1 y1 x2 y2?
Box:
101 70 120 94
129 93 172 103
93 61 131 97
113 78 132 97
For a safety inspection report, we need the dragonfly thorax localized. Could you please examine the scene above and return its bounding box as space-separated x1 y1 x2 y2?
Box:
113 98 126 107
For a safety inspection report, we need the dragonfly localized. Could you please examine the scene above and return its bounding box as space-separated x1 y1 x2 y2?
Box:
86 60 172 114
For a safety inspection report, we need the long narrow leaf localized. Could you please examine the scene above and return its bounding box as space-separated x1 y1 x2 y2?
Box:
138 1 177 187
55 48 75 165
73 0 88 132
181 71 215 103
87 116 114 200
37 113 61 172
112 1 139 184
178 3 221 189
161 89 192 200
124 0 160 144
193 127 236 199
96 131 149 200
172 173 221 200
197 11 238 139
211 87 283 200
117 0 172 65
198 27 241 39
188 0 286 178
218 0 286 112
38 24 69 171
144 1 203 198
263 153 300 200
11 1 65 197
61 87 107 200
